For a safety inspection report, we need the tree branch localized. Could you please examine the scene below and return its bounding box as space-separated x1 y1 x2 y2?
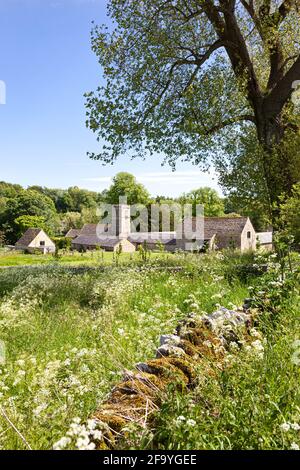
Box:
140 39 225 122
180 112 255 135
202 114 256 135
240 0 264 39
277 0 296 23
212 1 262 108
264 54 300 116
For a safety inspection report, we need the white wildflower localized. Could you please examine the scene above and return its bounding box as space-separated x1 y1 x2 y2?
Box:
251 340 264 353
250 328 262 339
87 419 97 431
53 436 71 450
176 415 186 422
77 348 88 357
189 303 199 310
280 422 291 432
16 359 25 367
186 419 196 427
76 436 90 450
86 442 96 450
291 423 300 431
16 369 26 377
211 293 223 299
91 429 103 440
33 403 48 416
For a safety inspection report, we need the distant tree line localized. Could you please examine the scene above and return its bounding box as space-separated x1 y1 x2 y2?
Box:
2 171 297 246
0 182 106 244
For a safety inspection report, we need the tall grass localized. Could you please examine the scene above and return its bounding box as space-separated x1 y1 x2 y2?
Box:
0 253 250 449
120 254 300 450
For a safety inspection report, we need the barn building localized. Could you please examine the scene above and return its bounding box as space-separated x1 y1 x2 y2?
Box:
70 208 135 253
70 204 272 253
177 217 257 252
15 228 55 254
256 231 273 251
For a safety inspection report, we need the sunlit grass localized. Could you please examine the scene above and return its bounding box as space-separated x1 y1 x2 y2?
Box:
0 249 167 267
1 250 297 450
0 253 249 449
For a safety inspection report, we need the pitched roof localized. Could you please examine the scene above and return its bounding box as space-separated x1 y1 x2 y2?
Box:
79 224 98 235
15 228 43 247
183 217 249 239
129 232 176 245
65 228 81 238
72 235 128 248
80 223 110 236
256 232 273 244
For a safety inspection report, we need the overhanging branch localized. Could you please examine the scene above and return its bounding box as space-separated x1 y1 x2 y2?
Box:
139 39 225 123
265 54 300 116
202 114 256 135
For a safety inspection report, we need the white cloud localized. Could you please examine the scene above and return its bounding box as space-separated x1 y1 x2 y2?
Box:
83 170 221 196
86 176 112 183
84 170 218 184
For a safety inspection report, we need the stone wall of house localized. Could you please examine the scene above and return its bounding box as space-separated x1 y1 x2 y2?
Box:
214 232 242 250
28 230 55 250
259 243 273 252
117 239 136 253
176 218 258 252
241 219 257 252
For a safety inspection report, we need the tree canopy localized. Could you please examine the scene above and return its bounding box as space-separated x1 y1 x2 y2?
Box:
178 187 224 216
279 181 300 245
28 185 103 213
14 215 48 239
85 0 300 216
105 172 151 205
2 190 59 243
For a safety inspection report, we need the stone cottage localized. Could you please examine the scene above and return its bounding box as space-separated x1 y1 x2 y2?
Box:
72 234 135 253
65 228 81 239
256 231 273 251
70 204 270 253
71 207 135 253
15 228 55 254
177 217 257 252
129 232 177 252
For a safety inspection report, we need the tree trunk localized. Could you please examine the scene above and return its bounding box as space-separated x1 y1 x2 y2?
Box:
256 114 298 224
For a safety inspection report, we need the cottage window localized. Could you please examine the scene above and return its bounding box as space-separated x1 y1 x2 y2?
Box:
247 231 251 239
40 241 45 246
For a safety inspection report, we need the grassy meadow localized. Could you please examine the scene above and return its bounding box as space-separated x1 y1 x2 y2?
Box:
0 248 143 267
0 249 299 450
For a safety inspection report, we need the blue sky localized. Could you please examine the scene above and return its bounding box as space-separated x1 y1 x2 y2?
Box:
0 0 221 197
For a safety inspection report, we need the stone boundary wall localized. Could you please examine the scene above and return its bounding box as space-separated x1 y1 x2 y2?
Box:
91 300 256 449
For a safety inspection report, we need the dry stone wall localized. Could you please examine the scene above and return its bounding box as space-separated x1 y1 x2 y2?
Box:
91 302 257 449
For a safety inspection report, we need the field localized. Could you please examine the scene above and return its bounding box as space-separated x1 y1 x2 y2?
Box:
0 249 146 267
0 249 299 450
